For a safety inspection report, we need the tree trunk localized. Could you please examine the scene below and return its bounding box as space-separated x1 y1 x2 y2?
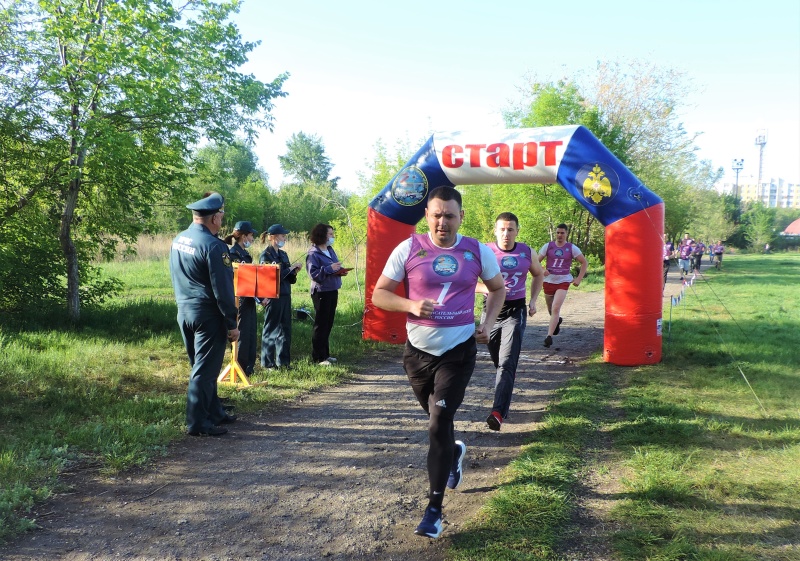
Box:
61 91 87 324
60 175 81 323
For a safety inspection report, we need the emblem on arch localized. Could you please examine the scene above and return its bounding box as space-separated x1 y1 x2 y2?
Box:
577 163 618 206
391 166 428 206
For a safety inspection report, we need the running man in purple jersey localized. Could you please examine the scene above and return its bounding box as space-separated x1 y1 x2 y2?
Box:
678 234 694 280
537 223 588 348
713 240 725 270
693 240 706 273
372 186 505 539
476 212 543 431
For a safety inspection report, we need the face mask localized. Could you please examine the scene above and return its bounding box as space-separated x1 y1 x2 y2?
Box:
277 240 285 248
327 237 335 246
243 241 252 248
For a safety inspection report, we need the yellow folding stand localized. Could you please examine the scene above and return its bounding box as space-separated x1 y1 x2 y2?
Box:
218 337 251 385
218 262 280 388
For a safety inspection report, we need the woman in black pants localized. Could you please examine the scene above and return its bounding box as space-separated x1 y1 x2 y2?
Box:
306 223 346 365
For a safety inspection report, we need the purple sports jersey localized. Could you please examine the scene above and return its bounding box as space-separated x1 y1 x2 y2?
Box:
488 242 532 300
543 241 574 275
663 242 673 260
405 233 483 328
679 243 693 259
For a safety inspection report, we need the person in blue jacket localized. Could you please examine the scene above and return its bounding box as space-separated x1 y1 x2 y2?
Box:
224 220 259 376
306 223 346 365
169 192 238 437
259 224 301 369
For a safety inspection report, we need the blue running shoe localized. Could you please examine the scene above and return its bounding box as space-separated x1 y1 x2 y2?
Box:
447 440 466 490
414 506 443 538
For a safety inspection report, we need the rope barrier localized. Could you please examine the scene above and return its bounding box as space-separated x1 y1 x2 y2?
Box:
667 269 769 417
628 196 768 415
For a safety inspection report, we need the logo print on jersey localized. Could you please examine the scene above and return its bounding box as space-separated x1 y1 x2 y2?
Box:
576 163 618 206
501 256 518 269
554 248 565 257
432 255 458 277
463 250 475 261
416 249 428 258
391 166 428 206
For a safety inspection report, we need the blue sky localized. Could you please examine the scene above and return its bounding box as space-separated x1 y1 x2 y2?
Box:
233 0 800 191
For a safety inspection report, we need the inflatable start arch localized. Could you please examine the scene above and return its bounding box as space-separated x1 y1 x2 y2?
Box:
363 125 664 366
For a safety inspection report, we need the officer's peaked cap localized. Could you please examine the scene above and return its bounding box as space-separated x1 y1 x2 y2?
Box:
186 193 224 215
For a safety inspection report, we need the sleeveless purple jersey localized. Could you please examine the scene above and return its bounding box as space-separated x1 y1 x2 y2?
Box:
488 242 532 301
405 233 483 328
663 242 673 260
544 241 574 276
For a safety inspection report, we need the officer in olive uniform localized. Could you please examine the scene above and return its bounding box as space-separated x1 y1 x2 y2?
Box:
169 192 239 437
259 223 300 369
227 220 259 375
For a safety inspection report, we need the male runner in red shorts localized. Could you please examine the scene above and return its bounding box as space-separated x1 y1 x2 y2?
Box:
537 223 588 348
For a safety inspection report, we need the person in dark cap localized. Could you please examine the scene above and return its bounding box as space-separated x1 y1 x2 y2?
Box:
224 220 259 376
259 224 301 369
169 192 238 437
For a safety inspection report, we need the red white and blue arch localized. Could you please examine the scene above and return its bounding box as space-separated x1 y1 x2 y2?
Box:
363 125 665 366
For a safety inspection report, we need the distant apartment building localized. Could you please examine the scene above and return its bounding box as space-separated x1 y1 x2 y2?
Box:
718 177 800 208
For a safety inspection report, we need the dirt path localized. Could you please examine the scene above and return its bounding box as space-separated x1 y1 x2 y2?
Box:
2 290 608 561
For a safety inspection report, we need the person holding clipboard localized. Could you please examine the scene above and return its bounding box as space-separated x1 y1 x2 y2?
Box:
306 223 345 366
259 223 301 370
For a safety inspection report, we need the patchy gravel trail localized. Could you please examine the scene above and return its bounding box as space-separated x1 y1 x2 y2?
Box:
1 290 606 561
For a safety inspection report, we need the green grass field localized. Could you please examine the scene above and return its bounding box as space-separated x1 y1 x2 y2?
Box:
1 248 798 558
0 237 367 542
449 253 800 560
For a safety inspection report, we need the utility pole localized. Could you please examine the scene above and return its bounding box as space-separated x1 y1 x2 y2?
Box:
732 159 744 198
755 130 767 202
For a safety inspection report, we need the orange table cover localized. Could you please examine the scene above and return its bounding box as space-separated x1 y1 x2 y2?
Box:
234 263 279 299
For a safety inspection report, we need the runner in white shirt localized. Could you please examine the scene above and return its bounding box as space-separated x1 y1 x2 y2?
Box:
537 223 588 348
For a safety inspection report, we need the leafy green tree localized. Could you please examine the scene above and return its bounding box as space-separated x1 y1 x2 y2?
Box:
188 141 274 234
271 181 346 235
0 0 287 321
742 202 778 251
278 132 339 188
589 60 697 167
272 131 348 235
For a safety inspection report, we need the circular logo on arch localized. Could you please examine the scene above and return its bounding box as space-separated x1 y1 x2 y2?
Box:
501 256 518 269
576 163 619 206
391 166 428 206
432 254 458 276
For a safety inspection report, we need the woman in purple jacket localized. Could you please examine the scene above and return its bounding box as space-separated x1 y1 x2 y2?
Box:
306 223 345 365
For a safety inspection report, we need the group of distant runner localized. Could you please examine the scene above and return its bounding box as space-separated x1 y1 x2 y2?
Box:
662 233 726 287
